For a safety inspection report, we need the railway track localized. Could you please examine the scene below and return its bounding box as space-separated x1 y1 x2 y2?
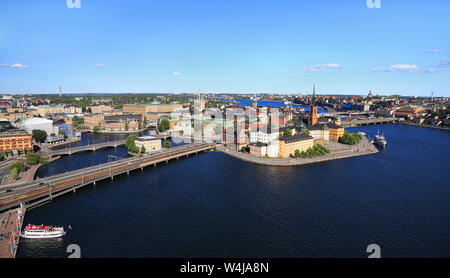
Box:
0 143 215 212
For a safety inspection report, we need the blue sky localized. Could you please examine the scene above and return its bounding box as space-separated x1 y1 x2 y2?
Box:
0 0 449 96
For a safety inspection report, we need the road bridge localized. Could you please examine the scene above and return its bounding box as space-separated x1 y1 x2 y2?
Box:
0 143 216 212
341 117 403 127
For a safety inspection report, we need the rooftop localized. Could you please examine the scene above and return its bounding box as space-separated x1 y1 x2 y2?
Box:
0 129 30 138
280 133 313 143
135 136 160 141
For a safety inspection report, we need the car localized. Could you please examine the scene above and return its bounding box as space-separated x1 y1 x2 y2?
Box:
6 189 13 193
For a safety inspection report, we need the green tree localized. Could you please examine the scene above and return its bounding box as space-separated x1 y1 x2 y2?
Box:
143 116 148 127
163 140 172 149
58 130 67 138
338 131 362 145
159 118 170 132
284 128 293 137
11 167 18 180
141 145 146 154
32 129 47 143
294 149 301 157
10 162 26 173
25 153 47 165
93 126 100 133
138 121 142 130
125 121 129 131
125 135 139 153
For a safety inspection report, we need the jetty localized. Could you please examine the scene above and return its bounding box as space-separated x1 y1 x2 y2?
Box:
0 206 25 258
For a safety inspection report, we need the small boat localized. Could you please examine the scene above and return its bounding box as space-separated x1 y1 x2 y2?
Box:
374 130 387 148
21 224 66 239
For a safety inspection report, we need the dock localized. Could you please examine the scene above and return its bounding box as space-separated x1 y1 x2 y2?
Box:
0 206 25 258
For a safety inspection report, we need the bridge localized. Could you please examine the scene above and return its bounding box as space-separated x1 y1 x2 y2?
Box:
44 135 171 157
44 139 127 157
341 117 404 127
0 143 216 213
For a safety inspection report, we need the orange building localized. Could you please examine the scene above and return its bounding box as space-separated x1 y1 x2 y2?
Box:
0 130 33 153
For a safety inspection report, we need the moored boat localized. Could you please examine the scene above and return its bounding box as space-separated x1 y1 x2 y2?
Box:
374 130 387 148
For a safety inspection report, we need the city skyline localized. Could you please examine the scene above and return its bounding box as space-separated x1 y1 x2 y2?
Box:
0 0 449 96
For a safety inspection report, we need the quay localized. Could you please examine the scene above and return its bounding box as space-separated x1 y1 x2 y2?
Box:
0 143 215 213
0 206 25 258
217 137 378 166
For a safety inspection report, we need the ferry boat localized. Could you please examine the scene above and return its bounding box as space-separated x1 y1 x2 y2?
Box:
373 131 387 148
21 224 66 239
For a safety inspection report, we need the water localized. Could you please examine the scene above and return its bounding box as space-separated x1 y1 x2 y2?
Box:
17 125 450 258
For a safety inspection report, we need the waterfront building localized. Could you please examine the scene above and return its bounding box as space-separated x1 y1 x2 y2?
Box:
84 113 104 129
134 136 162 153
0 130 33 152
278 133 314 158
250 142 267 157
328 122 345 141
249 140 279 158
306 124 330 144
103 114 142 131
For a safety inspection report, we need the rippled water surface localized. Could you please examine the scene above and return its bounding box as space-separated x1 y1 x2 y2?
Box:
17 125 450 257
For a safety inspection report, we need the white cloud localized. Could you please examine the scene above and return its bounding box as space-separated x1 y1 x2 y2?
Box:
300 63 340 72
424 49 447 54
281 51 288 55
172 72 183 76
372 64 419 72
94 64 106 67
1 63 29 68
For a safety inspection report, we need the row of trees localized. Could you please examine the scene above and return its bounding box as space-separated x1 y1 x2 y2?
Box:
338 131 362 145
294 144 330 158
1 149 33 159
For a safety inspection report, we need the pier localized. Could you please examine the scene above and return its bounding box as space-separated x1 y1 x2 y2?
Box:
0 206 25 258
0 143 216 213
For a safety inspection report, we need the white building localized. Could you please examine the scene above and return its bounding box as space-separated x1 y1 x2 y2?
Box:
22 117 57 136
250 131 279 144
266 140 279 157
134 136 162 153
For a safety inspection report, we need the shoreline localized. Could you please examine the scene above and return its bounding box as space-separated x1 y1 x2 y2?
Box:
401 122 450 131
216 138 378 166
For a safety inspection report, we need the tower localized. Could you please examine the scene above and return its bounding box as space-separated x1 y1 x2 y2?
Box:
59 86 62 97
308 84 318 126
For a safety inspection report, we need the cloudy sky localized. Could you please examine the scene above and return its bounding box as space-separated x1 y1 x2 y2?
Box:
0 0 449 96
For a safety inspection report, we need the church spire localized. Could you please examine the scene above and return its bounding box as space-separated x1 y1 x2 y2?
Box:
312 84 316 105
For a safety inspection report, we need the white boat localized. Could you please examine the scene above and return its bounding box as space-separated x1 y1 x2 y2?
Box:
21 224 66 239
374 130 387 148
